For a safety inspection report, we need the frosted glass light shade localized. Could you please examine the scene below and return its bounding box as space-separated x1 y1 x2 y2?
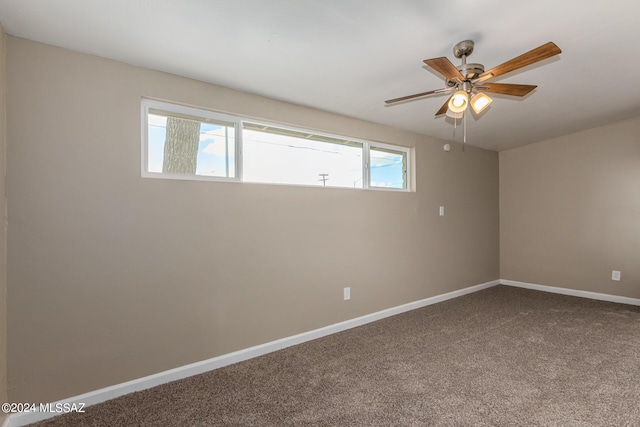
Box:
470 92 493 114
448 91 469 113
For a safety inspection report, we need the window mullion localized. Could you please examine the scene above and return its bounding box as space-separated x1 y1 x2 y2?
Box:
236 120 244 182
363 142 370 190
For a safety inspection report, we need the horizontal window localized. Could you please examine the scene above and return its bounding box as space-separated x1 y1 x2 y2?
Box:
142 99 411 191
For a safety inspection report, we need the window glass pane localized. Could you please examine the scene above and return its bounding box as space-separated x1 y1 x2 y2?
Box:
147 109 236 178
370 147 406 189
242 123 363 188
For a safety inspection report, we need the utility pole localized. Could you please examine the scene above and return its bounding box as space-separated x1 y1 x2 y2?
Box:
318 173 329 186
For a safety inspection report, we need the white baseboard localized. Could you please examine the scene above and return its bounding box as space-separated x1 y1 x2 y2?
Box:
500 279 640 306
5 279 500 427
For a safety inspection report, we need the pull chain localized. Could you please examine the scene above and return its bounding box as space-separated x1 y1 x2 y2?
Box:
453 114 457 138
463 109 466 152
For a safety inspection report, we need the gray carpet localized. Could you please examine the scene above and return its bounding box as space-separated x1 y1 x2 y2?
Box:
30 285 640 426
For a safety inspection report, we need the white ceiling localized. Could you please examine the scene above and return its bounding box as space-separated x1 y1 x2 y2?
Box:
1 0 639 151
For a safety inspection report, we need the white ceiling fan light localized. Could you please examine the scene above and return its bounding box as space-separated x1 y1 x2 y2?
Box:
448 90 468 113
470 92 493 114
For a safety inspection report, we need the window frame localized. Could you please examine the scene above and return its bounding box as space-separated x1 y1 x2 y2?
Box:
368 142 410 191
142 99 243 182
141 98 411 192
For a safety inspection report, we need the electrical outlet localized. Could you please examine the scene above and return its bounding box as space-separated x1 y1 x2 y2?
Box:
612 270 621 281
439 206 445 216
343 287 351 301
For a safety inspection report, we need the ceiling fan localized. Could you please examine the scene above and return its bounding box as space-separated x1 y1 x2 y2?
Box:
385 40 561 143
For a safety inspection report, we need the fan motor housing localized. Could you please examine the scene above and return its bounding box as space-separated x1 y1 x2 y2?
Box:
445 62 485 87
458 63 484 80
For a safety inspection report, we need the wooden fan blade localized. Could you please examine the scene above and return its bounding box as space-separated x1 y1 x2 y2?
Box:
482 83 537 97
384 86 457 104
385 89 442 104
477 42 561 80
424 57 464 81
435 96 451 116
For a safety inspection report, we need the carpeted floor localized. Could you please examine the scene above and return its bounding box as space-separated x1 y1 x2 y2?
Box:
30 285 640 426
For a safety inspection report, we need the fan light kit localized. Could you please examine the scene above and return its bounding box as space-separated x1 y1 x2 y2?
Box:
385 40 562 148
448 91 468 113
470 93 492 114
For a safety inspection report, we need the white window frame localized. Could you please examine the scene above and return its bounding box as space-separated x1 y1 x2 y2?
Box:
367 141 410 191
142 98 243 182
141 98 411 192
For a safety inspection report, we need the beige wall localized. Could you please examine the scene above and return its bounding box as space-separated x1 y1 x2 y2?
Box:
6 37 499 403
500 116 640 297
0 23 7 411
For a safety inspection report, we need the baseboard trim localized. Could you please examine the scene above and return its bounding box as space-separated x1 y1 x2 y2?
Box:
500 279 640 306
5 279 500 427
